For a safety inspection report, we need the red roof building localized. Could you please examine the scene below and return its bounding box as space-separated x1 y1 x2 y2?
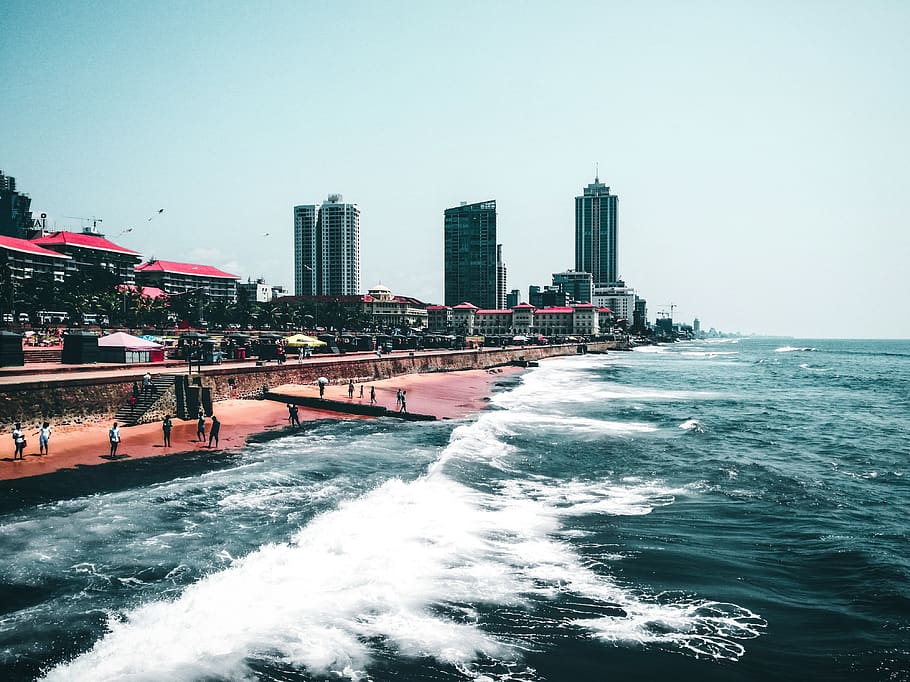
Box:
135 259 239 302
32 230 142 283
0 235 70 283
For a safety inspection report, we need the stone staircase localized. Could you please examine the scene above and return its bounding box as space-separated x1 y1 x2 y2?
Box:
23 347 63 363
114 374 177 426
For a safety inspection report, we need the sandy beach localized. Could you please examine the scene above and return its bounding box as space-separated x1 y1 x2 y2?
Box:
0 367 522 482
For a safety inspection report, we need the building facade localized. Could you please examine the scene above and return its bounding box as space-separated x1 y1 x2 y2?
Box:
593 282 636 323
134 259 239 303
32 230 142 284
552 270 593 303
444 200 503 310
294 194 360 297
0 171 32 239
0 235 70 285
575 175 619 286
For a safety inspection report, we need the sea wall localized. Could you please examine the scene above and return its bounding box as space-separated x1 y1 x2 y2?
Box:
0 342 617 427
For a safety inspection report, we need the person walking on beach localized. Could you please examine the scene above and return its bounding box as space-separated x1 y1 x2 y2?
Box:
359 384 364 399
370 385 376 405
396 389 403 410
207 416 221 448
348 380 355 399
289 404 300 428
162 415 173 447
319 382 325 399
196 412 206 442
12 422 26 460
38 421 52 456
399 390 407 414
109 422 121 458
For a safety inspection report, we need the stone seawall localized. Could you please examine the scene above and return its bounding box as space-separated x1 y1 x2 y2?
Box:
0 342 618 427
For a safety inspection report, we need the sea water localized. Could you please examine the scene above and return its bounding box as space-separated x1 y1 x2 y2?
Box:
1 338 908 681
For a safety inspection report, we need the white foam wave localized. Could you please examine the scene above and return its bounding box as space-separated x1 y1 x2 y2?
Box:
680 351 739 358
678 419 705 433
774 346 817 353
574 599 766 660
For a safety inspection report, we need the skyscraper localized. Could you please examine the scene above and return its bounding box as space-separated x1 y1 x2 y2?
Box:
575 175 619 286
444 200 503 309
294 194 360 296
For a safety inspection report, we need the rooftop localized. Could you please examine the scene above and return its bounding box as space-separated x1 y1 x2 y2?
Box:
33 231 141 256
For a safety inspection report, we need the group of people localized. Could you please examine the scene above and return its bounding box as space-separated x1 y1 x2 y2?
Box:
10 421 52 460
194 410 221 448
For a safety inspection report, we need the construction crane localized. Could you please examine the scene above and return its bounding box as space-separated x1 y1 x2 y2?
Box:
63 216 104 233
656 303 677 319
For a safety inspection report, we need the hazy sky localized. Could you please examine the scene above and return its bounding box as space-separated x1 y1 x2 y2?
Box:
2 1 908 338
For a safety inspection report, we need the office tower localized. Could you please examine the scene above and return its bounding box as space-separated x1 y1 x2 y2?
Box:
444 200 502 309
294 194 360 296
506 288 521 309
575 175 618 286
552 270 594 303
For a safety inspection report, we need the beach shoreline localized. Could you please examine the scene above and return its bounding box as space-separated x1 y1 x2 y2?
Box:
0 367 523 482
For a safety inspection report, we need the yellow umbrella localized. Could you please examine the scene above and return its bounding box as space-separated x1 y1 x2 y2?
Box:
284 334 327 348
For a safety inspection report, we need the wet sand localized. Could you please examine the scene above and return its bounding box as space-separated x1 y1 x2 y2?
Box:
0 367 522 481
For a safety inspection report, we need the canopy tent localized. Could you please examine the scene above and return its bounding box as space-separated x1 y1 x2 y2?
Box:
283 334 327 348
98 331 164 363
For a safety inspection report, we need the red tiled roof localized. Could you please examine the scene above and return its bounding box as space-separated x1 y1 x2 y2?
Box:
392 295 426 305
426 305 450 311
512 303 536 309
476 309 512 315
135 260 239 279
117 284 168 299
0 235 71 259
33 231 140 256
598 307 613 313
573 303 595 308
537 307 575 314
453 302 479 310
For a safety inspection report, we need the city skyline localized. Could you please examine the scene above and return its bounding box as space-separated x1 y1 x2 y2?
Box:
2 2 908 337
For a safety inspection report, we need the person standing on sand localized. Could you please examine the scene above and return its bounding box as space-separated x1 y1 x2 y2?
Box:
109 422 121 458
370 385 376 405
207 416 221 448
289 404 300 428
196 413 206 442
38 422 52 456
319 382 325 399
396 389 402 410
162 415 172 447
348 380 355 399
359 384 364 399
12 422 26 460
399 390 407 413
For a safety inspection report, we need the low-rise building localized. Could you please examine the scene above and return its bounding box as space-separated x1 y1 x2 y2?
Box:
134 259 239 303
0 235 70 283
32 229 142 284
362 284 427 329
426 305 452 332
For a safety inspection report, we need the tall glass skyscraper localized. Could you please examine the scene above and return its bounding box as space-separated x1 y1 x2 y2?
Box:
575 176 619 286
444 200 504 309
294 194 360 296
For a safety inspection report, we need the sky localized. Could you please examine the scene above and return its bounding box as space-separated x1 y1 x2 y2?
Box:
2 0 908 338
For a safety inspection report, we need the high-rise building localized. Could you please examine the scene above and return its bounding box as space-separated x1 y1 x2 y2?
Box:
552 270 594 303
444 200 503 309
294 194 360 296
575 175 618 286
0 170 32 239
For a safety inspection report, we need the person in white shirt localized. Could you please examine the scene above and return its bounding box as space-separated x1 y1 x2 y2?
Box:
38 422 52 456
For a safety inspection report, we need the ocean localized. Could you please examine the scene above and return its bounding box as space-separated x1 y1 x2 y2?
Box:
1 338 908 681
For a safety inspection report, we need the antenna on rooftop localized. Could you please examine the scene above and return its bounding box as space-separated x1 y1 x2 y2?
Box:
595 162 599 183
